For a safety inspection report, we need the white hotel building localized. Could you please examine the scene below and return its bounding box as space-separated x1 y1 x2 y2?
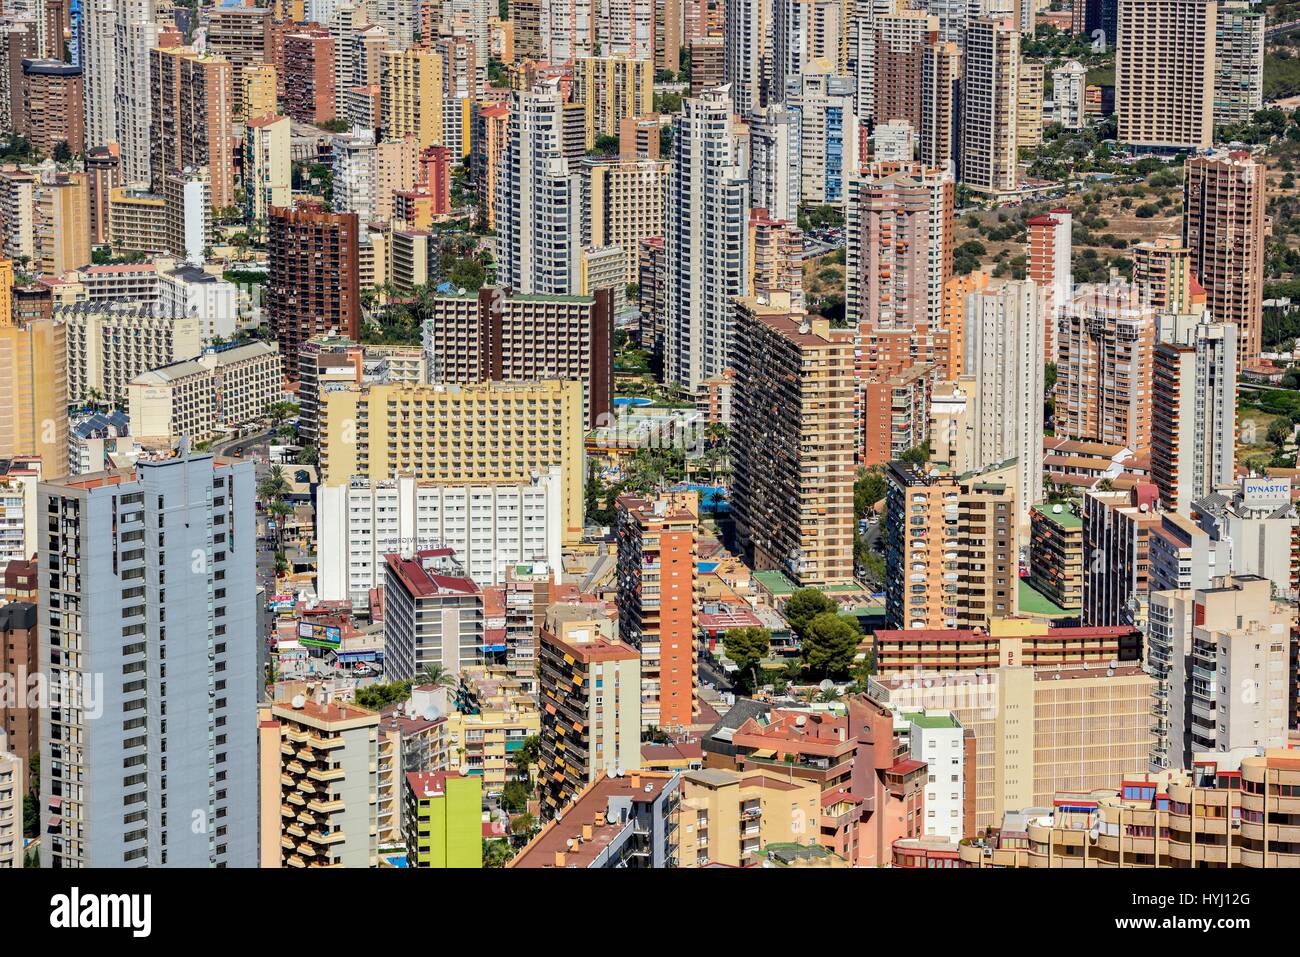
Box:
316 468 564 604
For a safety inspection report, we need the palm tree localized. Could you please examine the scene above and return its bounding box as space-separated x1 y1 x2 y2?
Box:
415 663 457 689
267 497 292 548
257 465 290 502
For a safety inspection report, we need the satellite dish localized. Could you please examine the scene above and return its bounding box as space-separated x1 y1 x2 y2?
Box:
819 679 833 692
291 694 306 709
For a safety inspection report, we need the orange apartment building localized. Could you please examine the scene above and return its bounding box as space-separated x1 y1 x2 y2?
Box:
883 461 1017 630
1054 285 1156 454
615 491 699 731
149 46 235 211
1025 209 1071 361
951 750 1300 867
846 165 955 464
871 620 1144 674
718 698 927 867
731 296 856 585
283 26 335 125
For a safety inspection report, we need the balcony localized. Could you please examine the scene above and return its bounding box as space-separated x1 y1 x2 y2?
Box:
308 766 346 783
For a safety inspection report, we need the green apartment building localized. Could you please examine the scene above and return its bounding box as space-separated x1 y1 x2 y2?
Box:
403 771 483 868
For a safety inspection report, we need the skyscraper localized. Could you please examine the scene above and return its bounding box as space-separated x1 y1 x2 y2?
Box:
731 296 856 585
149 47 235 211
1213 0 1264 128
665 88 750 394
616 491 698 730
723 0 769 117
113 0 165 184
749 104 802 224
964 278 1044 526
960 16 1018 195
784 67 859 206
1053 285 1156 455
39 453 259 867
495 87 584 296
0 287 68 478
1151 314 1237 514
920 39 960 174
1115 0 1215 149
267 202 362 380
1184 149 1266 362
1025 209 1072 360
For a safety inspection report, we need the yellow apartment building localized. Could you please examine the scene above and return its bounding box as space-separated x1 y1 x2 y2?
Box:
319 379 585 543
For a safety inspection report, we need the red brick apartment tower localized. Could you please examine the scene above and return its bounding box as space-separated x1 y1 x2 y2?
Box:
418 145 453 216
1026 208 1071 363
615 491 698 732
0 601 37 772
1183 150 1266 364
20 59 84 154
268 202 361 380
283 25 335 124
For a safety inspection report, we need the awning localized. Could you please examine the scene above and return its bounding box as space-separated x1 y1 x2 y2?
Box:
750 748 776 759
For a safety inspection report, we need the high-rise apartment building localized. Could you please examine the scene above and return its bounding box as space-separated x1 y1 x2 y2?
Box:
283 25 335 125
419 287 613 428
263 695 379 868
316 469 563 603
1214 0 1264 127
123 2 170 183
244 114 291 223
732 297 856 586
571 54 654 150
149 47 235 211
496 87 584 296
883 462 1018 630
267 202 361 380
0 300 68 478
785 67 858 206
0 729 19 867
665 88 750 394
586 157 668 283
746 209 805 309
961 17 1018 195
1156 576 1291 769
1016 61 1044 150
616 491 698 730
380 46 444 149
319 379 585 541
383 548 484 680
1151 314 1236 514
1115 0 1215 149
863 8 937 133
537 618 642 816
774 0 850 98
1026 209 1072 359
749 105 802 225
1053 286 1155 454
20 58 83 154
0 601 37 770
39 453 258 867
1133 234 1196 315
1183 150 1266 362
204 5 273 117
1193 476 1299 602
1082 484 1162 628
1053 59 1087 129
964 279 1044 526
920 39 960 174
724 0 770 117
